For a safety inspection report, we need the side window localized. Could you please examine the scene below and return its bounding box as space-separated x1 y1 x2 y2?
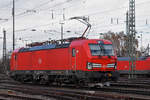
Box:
72 48 75 57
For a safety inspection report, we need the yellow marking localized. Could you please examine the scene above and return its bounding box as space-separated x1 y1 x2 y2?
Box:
108 73 112 77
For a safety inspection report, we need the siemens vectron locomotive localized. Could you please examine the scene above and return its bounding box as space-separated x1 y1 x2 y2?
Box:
10 37 118 85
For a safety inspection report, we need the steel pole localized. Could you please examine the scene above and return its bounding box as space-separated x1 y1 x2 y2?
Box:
13 0 15 50
60 22 64 46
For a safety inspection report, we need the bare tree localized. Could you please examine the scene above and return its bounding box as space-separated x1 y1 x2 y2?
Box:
103 31 139 57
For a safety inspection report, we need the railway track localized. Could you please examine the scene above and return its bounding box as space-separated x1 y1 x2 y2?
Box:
118 77 150 84
0 74 150 100
111 82 150 89
0 82 149 100
0 92 43 100
95 86 150 96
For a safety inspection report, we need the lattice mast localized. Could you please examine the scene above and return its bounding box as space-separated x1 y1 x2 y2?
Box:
128 0 136 78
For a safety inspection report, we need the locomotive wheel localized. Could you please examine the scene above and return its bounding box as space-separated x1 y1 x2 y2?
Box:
39 78 48 85
78 79 87 87
32 79 38 84
12 75 18 81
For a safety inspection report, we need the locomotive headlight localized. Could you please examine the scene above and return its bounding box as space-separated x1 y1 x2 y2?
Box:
107 63 115 68
87 62 93 70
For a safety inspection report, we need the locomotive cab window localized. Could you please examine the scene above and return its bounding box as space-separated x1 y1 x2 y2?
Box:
72 48 75 57
103 44 114 56
89 44 101 56
89 44 114 56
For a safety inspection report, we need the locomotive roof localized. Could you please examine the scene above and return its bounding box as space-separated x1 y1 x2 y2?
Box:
17 38 112 52
75 39 112 44
19 43 70 52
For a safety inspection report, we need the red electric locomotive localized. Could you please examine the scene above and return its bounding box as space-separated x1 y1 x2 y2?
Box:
117 56 150 76
10 16 118 86
10 37 118 85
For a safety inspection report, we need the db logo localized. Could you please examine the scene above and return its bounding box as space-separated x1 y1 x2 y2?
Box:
38 58 42 64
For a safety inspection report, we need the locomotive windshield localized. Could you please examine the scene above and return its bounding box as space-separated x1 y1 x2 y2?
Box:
103 44 114 56
89 44 114 56
89 44 101 56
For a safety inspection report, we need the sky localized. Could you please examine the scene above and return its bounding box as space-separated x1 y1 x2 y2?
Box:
0 0 150 57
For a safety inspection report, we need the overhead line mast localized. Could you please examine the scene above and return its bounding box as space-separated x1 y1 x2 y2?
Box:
128 0 136 78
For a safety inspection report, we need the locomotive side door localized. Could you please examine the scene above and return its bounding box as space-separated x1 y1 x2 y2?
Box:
71 48 76 71
71 48 79 71
72 48 79 71
14 54 18 70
